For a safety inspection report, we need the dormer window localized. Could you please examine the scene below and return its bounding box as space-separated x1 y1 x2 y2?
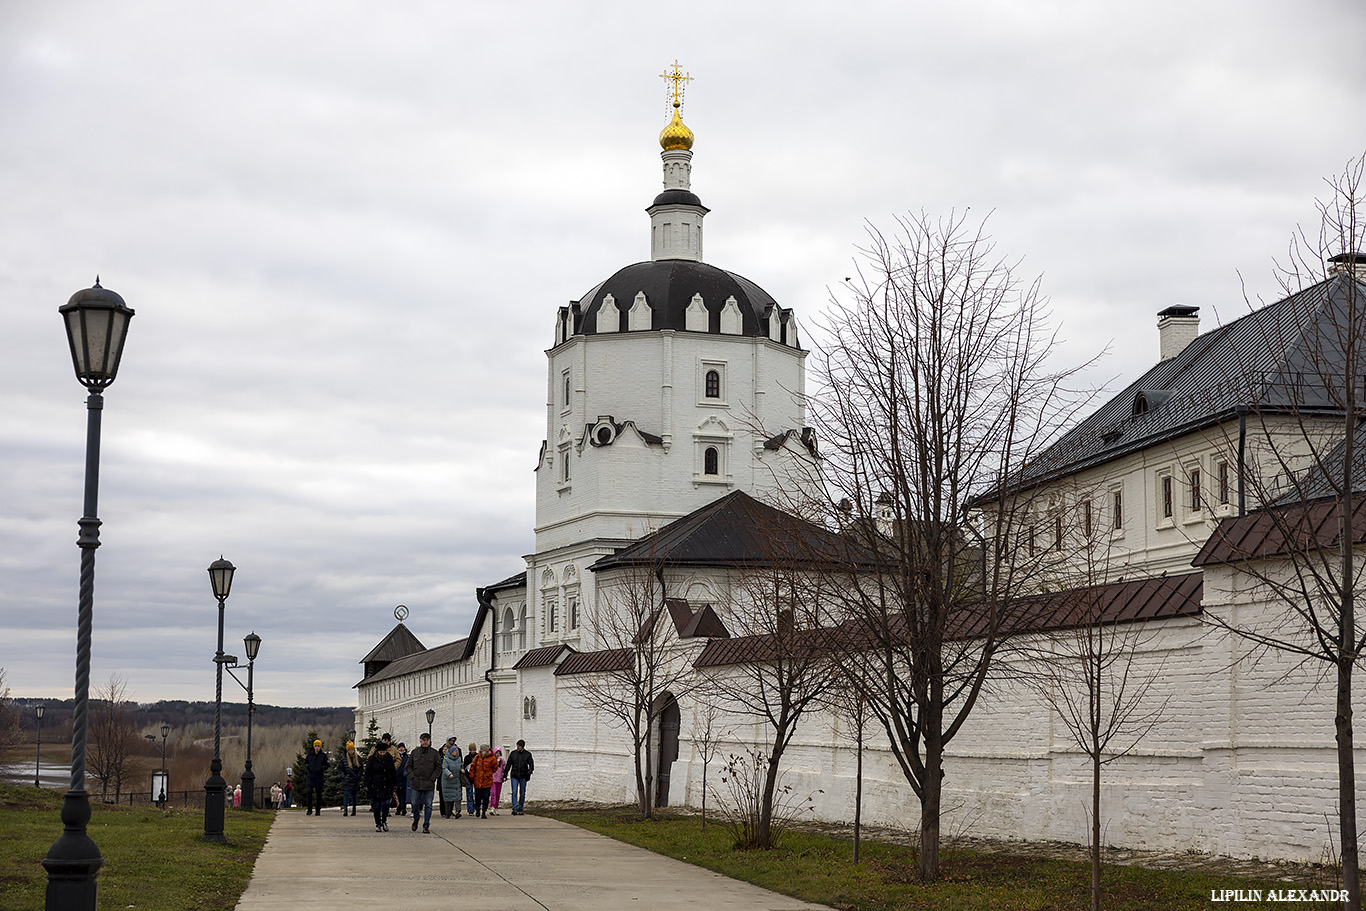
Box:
1133 393 1149 416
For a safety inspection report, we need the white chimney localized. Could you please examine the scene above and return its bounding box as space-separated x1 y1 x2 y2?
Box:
1157 305 1199 361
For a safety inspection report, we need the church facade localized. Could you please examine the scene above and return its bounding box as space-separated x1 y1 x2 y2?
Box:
356 78 1366 863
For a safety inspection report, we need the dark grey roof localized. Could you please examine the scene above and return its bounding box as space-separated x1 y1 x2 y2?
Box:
360 623 425 665
589 490 884 573
1275 418 1366 504
355 636 469 687
650 189 705 208
554 648 633 676
575 260 787 340
994 274 1365 493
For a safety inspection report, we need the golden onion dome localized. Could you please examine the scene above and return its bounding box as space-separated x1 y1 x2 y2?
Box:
658 102 694 151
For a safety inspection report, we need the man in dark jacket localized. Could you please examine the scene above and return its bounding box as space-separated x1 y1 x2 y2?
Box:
506 739 533 816
365 739 398 832
394 742 409 816
304 739 329 816
406 732 441 833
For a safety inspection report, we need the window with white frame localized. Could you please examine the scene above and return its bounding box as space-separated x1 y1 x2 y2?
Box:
698 360 727 406
518 603 528 650
502 606 516 651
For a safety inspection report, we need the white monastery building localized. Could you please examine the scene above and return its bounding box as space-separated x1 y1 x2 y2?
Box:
356 71 1366 862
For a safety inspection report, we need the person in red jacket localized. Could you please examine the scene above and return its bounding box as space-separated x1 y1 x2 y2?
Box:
471 743 498 819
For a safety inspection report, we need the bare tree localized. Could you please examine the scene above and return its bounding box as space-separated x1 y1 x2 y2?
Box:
564 553 702 819
690 694 727 831
1018 518 1169 911
1196 155 1366 907
809 210 1098 881
0 668 23 752
699 561 836 848
88 673 139 801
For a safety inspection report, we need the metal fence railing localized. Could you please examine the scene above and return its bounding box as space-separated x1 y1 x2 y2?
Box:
118 787 272 809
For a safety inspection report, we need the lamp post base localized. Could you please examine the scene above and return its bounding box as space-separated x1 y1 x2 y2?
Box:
203 766 227 843
241 764 255 811
43 789 103 911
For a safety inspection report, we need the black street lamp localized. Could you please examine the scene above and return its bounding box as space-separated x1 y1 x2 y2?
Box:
226 632 262 810
44 279 134 911
425 709 435 740
34 704 45 788
158 723 169 806
204 557 237 842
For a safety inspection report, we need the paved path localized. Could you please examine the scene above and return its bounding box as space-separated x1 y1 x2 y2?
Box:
234 807 833 910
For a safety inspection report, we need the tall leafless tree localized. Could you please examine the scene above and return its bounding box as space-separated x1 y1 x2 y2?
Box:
565 554 703 819
700 558 836 848
690 694 727 831
808 210 1098 881
0 667 23 752
88 673 139 801
1197 155 1366 908
1018 515 1169 911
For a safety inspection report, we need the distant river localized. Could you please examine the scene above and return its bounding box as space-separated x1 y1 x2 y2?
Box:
0 761 70 788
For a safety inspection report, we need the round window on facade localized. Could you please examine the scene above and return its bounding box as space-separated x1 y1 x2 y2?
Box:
596 425 614 445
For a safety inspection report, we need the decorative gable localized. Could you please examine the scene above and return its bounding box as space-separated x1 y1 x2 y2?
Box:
597 294 619 333
685 293 708 332
720 295 743 334
629 291 652 331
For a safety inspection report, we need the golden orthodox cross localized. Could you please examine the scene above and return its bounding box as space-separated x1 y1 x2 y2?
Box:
660 60 693 111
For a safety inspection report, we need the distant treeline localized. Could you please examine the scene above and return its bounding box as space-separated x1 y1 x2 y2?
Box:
15 699 353 737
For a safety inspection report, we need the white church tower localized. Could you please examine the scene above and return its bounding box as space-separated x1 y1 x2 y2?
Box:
527 63 815 650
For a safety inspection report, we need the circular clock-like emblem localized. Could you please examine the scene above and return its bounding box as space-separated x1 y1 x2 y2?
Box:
394 604 409 621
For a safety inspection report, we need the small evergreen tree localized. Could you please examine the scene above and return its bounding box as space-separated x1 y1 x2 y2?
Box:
290 729 320 806
357 717 381 802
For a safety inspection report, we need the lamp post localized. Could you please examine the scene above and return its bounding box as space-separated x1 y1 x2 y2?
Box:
204 558 237 842
34 704 45 792
226 632 262 810
34 704 45 788
44 279 134 911
158 723 169 806
425 709 435 740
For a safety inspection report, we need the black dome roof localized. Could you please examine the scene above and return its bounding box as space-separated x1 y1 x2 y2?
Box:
650 188 706 209
577 260 778 337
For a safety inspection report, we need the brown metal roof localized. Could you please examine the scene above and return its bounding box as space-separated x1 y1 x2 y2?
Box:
553 648 634 676
1003 571 1203 634
1193 497 1366 566
694 627 833 668
724 573 1204 664
512 644 574 670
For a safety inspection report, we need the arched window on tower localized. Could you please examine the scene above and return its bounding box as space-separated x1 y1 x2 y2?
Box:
704 446 719 475
705 369 720 398
518 603 528 650
502 606 516 651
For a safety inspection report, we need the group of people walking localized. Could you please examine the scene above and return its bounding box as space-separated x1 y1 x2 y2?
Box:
404 734 533 833
299 732 533 833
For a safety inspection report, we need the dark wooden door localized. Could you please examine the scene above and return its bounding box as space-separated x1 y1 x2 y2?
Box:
655 697 681 807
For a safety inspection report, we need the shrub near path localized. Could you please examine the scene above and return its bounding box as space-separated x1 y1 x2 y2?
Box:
0 785 272 911
543 807 1335 911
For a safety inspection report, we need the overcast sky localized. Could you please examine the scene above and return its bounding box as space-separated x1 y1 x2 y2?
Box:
2 1 1364 708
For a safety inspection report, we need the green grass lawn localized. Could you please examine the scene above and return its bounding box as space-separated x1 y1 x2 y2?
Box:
542 808 1338 910
0 785 273 911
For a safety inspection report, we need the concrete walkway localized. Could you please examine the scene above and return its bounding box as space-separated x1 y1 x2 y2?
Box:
234 807 833 910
